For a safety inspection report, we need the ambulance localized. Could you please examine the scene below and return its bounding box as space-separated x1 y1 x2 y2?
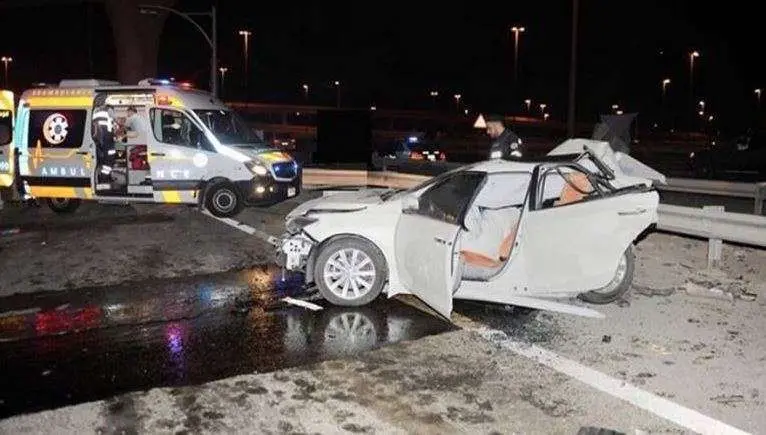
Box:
10 78 302 217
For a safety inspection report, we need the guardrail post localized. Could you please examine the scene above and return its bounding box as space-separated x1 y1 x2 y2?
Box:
754 182 766 215
703 205 724 269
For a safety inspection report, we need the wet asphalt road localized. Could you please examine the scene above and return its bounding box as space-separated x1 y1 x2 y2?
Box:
0 265 456 419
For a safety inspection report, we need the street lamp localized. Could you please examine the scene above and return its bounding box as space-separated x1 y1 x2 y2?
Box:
139 4 218 98
429 90 438 109
453 94 461 110
755 88 761 109
662 78 670 97
510 26 525 83
218 67 228 90
238 30 251 89
689 50 700 121
333 81 340 108
302 83 309 100
0 56 11 86
524 99 531 112
539 103 547 114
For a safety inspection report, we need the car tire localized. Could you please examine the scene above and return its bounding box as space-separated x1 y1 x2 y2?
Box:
313 237 388 307
205 180 243 218
578 245 635 305
46 198 81 214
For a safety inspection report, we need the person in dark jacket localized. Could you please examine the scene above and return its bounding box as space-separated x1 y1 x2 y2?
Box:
485 114 523 160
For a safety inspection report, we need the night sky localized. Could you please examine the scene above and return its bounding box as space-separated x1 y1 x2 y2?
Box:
0 0 762 131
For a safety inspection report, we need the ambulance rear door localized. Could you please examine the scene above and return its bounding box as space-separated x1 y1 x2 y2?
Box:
19 89 94 199
0 90 14 187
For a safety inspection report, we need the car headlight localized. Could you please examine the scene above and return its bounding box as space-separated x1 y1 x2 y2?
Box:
246 161 269 176
286 216 318 234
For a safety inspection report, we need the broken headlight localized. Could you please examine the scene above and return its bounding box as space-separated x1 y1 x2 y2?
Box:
286 216 318 234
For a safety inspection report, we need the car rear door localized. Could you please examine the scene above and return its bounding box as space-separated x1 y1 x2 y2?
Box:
393 171 486 319
519 164 657 293
0 90 14 187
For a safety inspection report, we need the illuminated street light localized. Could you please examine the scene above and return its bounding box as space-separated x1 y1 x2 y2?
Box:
689 50 700 121
662 78 671 98
539 103 546 113
616 110 624 115
755 88 761 109
510 25 526 83
454 94 461 110
699 100 705 108
429 90 438 109
332 81 340 108
238 30 252 89
218 67 228 89
370 105 376 111
543 113 550 120
0 56 11 86
524 99 531 111
708 115 714 121
301 83 309 100
611 104 619 110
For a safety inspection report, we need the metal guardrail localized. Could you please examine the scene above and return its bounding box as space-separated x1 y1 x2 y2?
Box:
302 167 766 250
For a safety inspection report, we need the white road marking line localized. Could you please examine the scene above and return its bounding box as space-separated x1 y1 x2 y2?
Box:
475 328 751 435
282 297 324 311
201 211 281 246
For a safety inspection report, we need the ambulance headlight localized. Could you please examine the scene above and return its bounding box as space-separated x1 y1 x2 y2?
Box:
246 161 269 176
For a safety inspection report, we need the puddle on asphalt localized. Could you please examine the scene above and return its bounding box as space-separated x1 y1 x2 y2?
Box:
0 264 456 418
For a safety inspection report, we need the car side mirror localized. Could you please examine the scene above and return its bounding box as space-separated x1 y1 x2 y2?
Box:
401 195 419 212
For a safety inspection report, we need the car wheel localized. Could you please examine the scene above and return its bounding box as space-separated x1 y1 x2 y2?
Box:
313 237 387 307
205 180 243 218
46 198 81 213
578 245 635 304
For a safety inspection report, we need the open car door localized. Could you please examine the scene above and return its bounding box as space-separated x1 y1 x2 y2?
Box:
0 90 14 187
520 163 657 293
393 171 486 319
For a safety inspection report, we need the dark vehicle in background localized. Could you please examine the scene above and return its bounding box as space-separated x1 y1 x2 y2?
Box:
376 132 447 162
688 129 766 180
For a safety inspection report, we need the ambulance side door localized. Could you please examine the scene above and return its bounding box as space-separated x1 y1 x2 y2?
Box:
147 106 215 203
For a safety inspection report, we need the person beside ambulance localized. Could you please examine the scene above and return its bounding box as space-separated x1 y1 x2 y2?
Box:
91 103 117 187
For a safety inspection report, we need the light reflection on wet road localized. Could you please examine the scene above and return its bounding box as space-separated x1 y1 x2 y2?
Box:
0 264 455 419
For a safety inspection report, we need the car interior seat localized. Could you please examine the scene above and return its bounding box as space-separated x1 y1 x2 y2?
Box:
554 171 594 206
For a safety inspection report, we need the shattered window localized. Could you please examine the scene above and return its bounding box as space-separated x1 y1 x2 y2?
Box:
540 167 595 208
418 171 485 224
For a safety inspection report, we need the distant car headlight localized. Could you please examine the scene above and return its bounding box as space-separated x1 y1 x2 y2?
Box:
246 161 269 176
286 216 318 234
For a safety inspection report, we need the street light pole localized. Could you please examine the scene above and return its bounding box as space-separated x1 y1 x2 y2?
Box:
219 67 228 92
1 56 11 87
755 88 762 110
238 30 251 91
138 4 218 98
689 50 699 129
510 26 525 84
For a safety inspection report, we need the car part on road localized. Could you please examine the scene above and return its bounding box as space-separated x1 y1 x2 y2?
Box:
314 236 388 307
578 245 635 304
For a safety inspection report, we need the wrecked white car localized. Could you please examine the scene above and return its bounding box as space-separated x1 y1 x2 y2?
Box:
277 139 666 319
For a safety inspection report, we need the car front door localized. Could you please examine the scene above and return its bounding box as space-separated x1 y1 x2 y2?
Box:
394 171 486 319
147 107 216 203
520 165 657 293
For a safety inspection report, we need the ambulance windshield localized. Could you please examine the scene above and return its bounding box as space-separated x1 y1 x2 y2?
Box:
194 109 266 148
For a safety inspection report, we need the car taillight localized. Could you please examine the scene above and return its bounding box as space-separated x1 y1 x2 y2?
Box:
439 152 446 160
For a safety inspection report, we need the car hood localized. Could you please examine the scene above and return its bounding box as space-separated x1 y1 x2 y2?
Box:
226 145 294 162
286 188 391 219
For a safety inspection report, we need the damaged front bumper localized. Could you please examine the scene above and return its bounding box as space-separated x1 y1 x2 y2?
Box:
275 232 316 272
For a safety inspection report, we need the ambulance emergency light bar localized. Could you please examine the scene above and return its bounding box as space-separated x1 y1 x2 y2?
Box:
138 78 194 88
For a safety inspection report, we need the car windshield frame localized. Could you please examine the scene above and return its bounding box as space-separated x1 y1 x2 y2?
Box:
193 108 266 147
379 165 472 202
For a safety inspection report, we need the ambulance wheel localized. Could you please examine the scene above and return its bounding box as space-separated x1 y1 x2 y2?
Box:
314 237 388 307
579 245 635 304
205 180 243 218
46 198 81 214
